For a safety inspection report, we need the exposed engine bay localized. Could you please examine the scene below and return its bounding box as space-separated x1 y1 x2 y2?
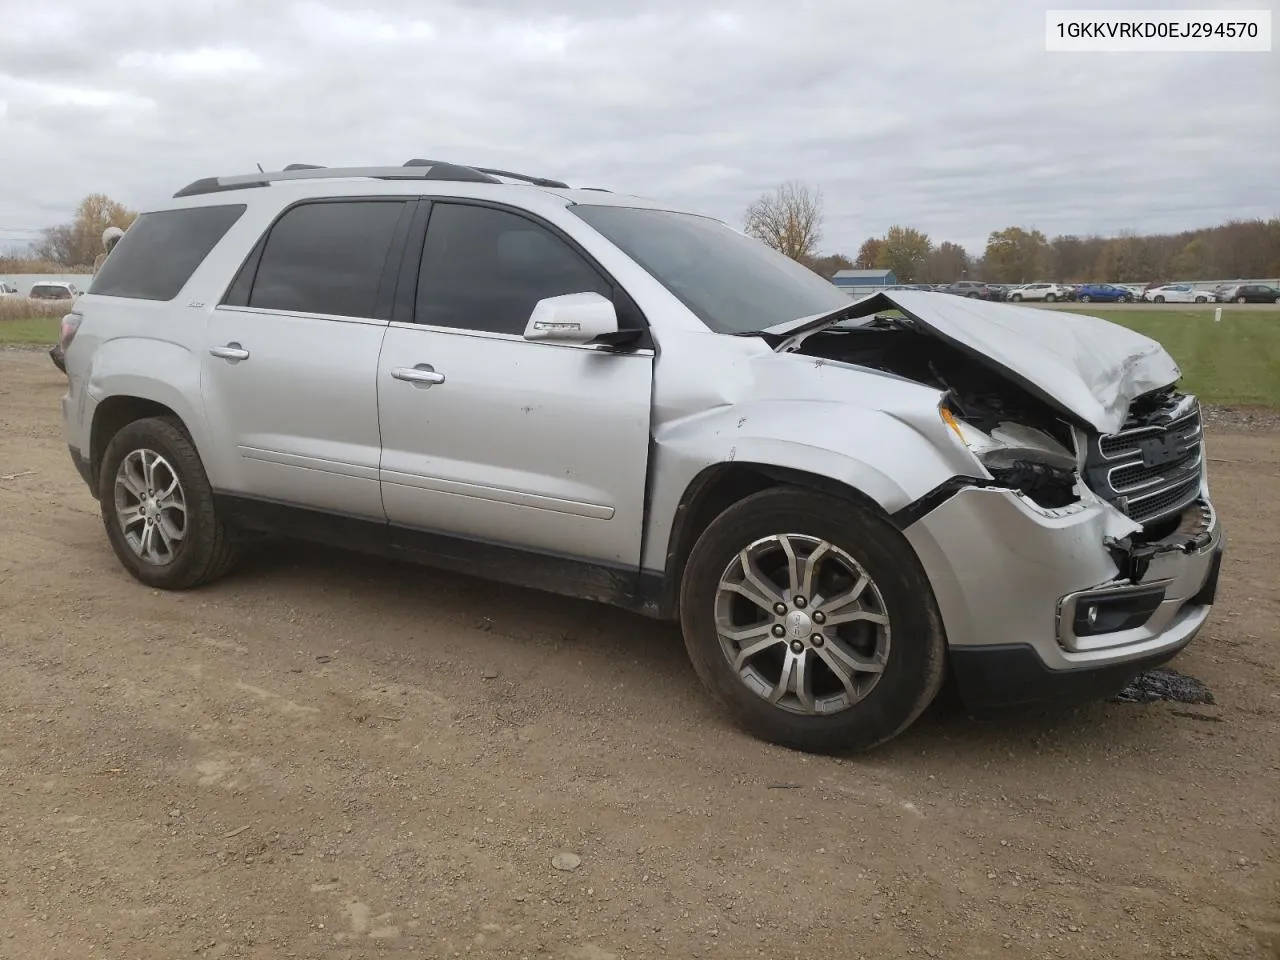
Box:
791 315 1212 579
793 317 1084 508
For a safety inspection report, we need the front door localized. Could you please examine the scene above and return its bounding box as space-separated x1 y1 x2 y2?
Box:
376 200 654 567
201 198 413 519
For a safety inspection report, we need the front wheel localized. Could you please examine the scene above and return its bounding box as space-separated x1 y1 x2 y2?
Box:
678 488 946 754
1237 296 1247 304
98 416 241 589
1010 293 1023 302
1154 296 1166 303
1045 294 1057 302
1080 294 1092 302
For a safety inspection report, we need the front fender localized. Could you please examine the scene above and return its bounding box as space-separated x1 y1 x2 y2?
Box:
85 337 216 479
639 398 977 573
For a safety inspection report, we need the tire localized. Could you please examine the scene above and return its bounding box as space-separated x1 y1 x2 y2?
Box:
98 416 240 589
1154 296 1166 303
1195 297 1207 303
1237 296 1247 304
966 292 979 298
1274 296 1280 304
1080 295 1091 302
1010 294 1022 302
678 487 947 754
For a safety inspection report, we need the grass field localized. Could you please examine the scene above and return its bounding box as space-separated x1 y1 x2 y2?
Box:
0 317 59 344
1056 307 1280 407
3 307 1278 406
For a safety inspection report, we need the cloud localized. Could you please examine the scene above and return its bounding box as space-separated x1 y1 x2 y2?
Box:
1 0 1276 255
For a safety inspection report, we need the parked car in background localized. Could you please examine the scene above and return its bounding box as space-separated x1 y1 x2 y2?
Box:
1217 284 1280 304
28 281 81 301
938 280 1004 300
0 281 18 297
1076 283 1135 303
1007 283 1071 302
1142 284 1214 304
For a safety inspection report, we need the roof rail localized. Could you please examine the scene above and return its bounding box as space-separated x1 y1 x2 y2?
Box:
172 159 577 199
470 167 570 189
173 161 506 198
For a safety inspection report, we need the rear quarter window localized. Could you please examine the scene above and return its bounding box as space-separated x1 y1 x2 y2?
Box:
89 204 247 301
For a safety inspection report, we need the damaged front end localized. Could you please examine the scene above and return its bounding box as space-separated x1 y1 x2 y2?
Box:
790 312 1223 683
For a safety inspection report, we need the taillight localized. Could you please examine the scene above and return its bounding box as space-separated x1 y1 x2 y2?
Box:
59 312 82 352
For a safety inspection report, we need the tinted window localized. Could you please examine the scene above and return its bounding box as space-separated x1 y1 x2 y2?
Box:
90 204 246 301
249 201 406 318
571 205 850 335
416 203 612 335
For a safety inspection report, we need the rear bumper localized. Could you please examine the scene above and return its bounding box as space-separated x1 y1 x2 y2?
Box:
903 485 1224 711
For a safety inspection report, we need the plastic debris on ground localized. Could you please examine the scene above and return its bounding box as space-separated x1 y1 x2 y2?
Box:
1111 667 1215 705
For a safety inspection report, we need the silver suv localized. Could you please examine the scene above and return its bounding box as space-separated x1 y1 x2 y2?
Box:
57 160 1224 753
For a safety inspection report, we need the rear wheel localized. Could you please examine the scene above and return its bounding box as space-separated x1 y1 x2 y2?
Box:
678 488 946 754
98 416 240 589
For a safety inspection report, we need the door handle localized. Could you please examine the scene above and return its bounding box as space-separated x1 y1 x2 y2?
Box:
391 364 446 386
210 342 250 362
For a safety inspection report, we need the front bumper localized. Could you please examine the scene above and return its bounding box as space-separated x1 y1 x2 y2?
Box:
903 486 1223 711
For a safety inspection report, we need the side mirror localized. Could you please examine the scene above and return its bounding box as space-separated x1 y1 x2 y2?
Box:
523 292 618 345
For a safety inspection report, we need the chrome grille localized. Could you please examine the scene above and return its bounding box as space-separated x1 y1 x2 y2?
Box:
1083 392 1204 526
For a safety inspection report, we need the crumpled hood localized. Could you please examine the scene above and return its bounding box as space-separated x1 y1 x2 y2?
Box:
770 290 1182 435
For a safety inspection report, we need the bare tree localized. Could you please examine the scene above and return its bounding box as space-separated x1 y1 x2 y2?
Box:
35 194 137 268
744 181 823 262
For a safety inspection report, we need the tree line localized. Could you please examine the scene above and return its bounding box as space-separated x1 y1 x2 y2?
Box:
744 182 1280 284
7 186 1278 286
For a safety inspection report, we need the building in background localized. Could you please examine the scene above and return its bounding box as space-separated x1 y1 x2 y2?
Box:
831 268 897 299
832 268 896 289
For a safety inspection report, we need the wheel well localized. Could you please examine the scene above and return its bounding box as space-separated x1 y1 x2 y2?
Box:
90 397 180 486
654 462 889 618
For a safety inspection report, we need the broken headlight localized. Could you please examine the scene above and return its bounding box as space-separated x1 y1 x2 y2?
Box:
940 406 1081 507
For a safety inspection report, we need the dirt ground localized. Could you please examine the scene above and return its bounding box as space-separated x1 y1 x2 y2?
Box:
1 348 1277 960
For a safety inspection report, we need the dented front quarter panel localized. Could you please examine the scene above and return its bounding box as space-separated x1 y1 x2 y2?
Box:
638 328 983 572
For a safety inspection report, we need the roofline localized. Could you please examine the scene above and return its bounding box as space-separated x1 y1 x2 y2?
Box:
173 159 570 199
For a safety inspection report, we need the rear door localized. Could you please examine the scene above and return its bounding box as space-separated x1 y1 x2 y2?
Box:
376 200 654 566
202 198 414 519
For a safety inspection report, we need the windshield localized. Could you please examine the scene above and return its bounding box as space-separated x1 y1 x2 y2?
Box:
570 205 852 334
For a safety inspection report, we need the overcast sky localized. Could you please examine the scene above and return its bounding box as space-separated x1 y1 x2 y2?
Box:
1 0 1276 257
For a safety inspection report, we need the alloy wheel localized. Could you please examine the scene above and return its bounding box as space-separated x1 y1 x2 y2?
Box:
713 534 891 716
113 448 187 565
